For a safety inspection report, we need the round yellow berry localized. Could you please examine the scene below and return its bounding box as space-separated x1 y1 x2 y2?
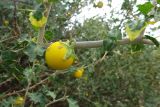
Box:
45 41 74 70
97 1 103 8
73 67 84 78
14 96 24 105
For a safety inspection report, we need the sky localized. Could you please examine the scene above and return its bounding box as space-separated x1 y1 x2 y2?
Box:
70 0 148 23
69 0 160 39
70 0 124 23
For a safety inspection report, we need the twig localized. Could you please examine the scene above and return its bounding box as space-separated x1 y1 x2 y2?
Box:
13 0 17 30
0 77 14 86
0 36 17 43
37 2 52 45
12 0 20 37
0 79 47 100
0 71 59 100
23 80 31 107
45 96 69 107
94 51 108 65
84 51 108 69
75 38 154 49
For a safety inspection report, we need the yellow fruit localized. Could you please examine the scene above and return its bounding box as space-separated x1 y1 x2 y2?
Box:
14 96 24 105
66 12 71 17
97 1 103 8
3 20 9 26
73 67 84 78
29 12 47 28
45 41 74 70
85 92 89 96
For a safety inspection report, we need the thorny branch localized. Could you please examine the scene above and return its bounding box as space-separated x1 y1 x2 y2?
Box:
45 88 68 107
12 0 20 36
0 71 67 100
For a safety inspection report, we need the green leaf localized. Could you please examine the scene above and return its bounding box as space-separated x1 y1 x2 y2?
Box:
131 43 144 52
157 0 160 4
33 10 43 21
24 42 45 62
145 35 159 47
46 91 56 99
45 30 54 41
1 50 17 62
23 68 34 82
137 2 154 15
67 98 79 107
28 92 43 104
32 4 45 20
0 97 14 107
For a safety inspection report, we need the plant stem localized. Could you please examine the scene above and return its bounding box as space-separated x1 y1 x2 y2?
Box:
37 2 52 45
75 38 154 49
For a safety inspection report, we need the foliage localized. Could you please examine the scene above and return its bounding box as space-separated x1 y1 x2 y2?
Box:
0 0 160 107
137 2 154 15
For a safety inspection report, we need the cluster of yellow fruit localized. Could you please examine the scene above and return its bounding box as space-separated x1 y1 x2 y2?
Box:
29 12 47 28
45 41 84 78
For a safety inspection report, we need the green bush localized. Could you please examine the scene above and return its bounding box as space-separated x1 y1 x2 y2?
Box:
0 0 160 107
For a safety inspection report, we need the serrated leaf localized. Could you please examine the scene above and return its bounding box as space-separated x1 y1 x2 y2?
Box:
145 35 159 47
24 42 45 62
35 45 45 56
67 98 79 107
137 2 154 15
23 68 35 82
24 68 33 78
0 97 14 107
46 91 56 99
45 31 54 41
28 92 43 104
